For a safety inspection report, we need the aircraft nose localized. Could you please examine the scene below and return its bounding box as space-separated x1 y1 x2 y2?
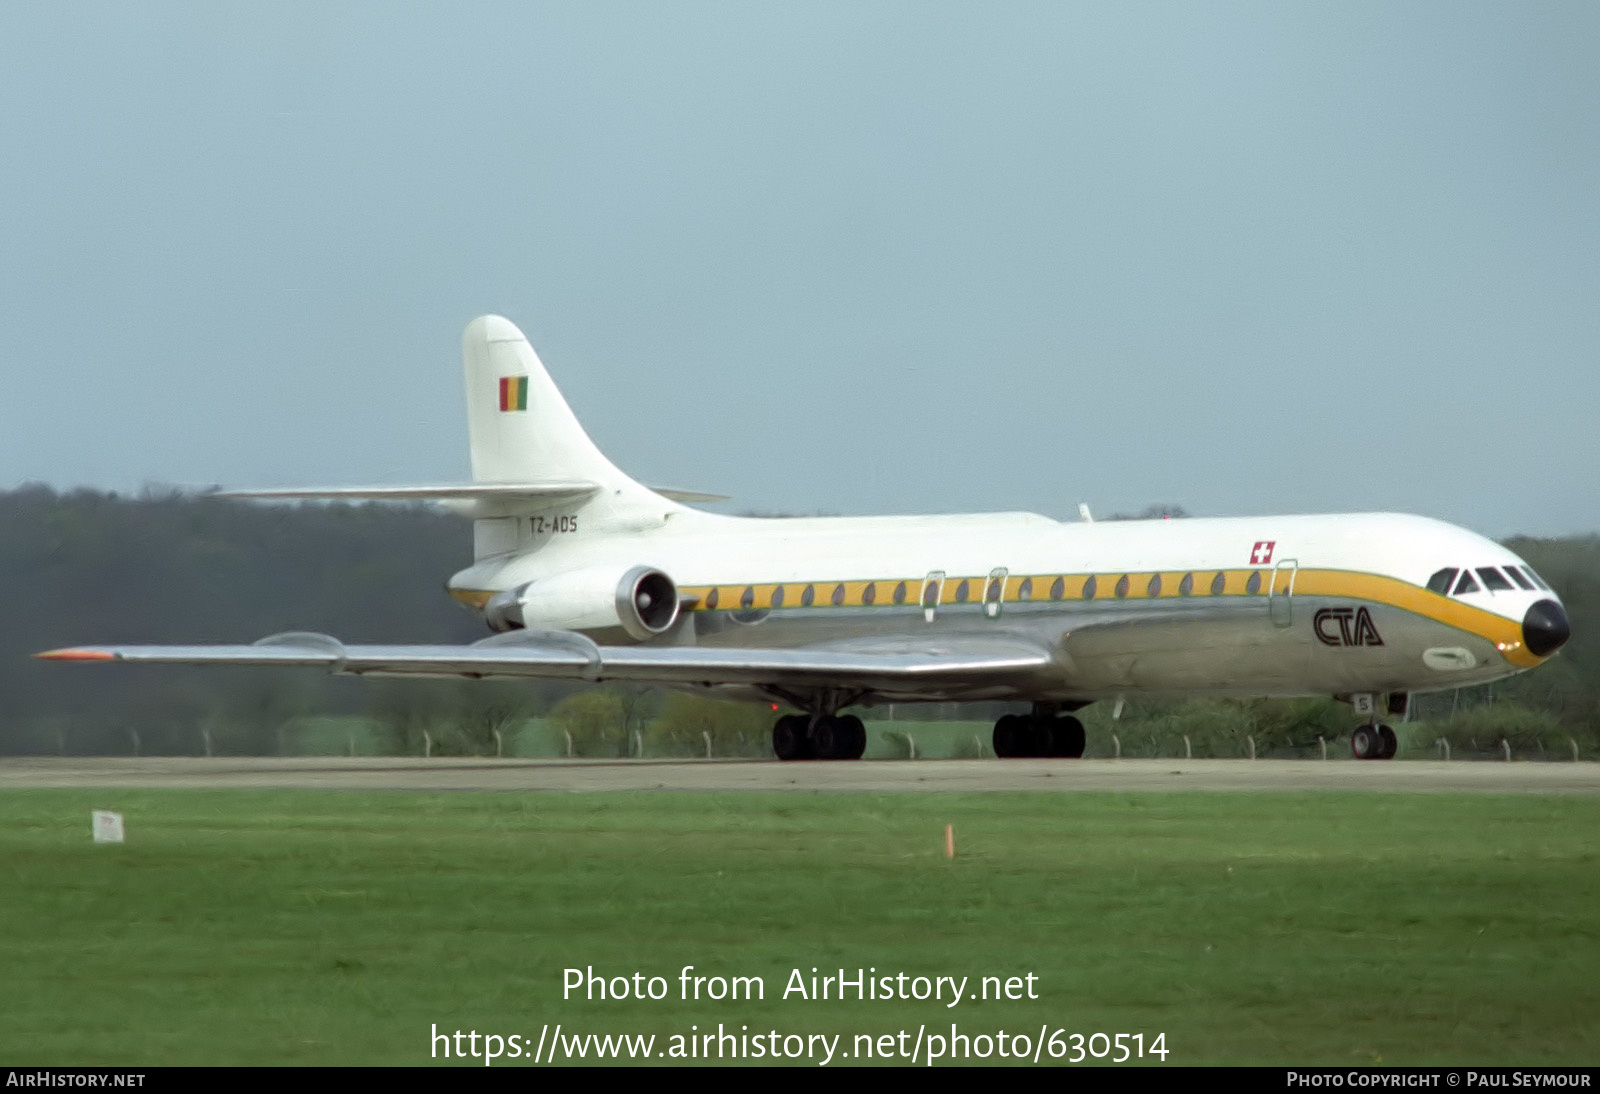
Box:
1523 599 1571 657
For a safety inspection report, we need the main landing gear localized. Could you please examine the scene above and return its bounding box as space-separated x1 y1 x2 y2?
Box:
992 704 1086 759
772 712 867 761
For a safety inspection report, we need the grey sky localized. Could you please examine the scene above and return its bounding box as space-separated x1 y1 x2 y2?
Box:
2 3 1596 538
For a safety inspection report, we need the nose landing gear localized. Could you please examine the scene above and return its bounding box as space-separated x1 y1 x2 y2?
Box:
1348 693 1402 760
1350 723 1397 760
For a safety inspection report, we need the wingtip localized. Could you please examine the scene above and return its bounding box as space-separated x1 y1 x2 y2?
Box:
35 648 117 662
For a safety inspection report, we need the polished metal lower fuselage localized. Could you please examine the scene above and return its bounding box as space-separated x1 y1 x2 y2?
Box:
682 592 1512 704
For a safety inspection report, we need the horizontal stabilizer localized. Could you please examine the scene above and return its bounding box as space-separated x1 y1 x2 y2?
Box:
652 488 730 504
218 482 724 515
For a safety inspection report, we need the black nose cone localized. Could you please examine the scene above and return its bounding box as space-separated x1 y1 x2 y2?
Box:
1523 599 1571 657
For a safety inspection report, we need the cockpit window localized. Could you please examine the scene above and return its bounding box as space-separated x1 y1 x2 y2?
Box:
1504 567 1536 591
1477 567 1514 592
1426 568 1458 595
1453 570 1481 595
1520 565 1551 591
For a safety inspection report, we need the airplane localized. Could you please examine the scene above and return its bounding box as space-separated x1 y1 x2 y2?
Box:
38 315 1571 761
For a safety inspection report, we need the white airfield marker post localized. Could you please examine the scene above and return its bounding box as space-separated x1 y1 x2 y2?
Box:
92 811 124 844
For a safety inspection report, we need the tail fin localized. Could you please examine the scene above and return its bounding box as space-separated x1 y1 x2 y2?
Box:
462 315 682 561
464 315 643 490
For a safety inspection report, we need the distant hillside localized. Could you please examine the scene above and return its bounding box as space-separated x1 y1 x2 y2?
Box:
1 486 481 753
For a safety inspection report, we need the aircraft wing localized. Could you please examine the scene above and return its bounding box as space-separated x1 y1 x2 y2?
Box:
36 631 1054 693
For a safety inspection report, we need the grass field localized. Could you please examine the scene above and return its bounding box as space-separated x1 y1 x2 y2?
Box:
2 789 1597 1066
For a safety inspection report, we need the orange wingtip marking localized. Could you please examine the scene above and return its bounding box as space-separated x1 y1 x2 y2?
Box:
35 648 116 662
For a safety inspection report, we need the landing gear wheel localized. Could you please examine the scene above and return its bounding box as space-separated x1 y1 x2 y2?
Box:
1048 715 1086 758
1377 725 1397 760
1351 725 1379 760
993 714 1027 758
772 714 812 761
836 714 867 760
1024 718 1053 757
812 715 856 760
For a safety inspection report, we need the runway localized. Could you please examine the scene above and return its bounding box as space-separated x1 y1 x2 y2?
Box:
3 756 1598 793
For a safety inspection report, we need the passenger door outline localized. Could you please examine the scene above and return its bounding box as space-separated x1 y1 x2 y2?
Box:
984 567 1008 619
1269 558 1298 628
920 570 946 624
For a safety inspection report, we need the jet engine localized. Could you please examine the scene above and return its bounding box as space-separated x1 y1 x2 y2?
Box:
482 565 680 642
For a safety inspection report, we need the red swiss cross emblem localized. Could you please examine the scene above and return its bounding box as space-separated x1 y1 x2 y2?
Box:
1250 541 1276 565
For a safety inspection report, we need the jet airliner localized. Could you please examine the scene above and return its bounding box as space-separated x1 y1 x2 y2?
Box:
39 316 1571 761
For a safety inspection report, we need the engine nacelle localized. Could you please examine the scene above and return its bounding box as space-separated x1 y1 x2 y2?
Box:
483 565 680 642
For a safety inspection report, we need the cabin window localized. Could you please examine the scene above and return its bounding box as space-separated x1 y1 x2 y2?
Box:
1018 577 1033 600
862 582 877 605
1179 573 1194 596
954 579 970 603
1453 570 1480 595
831 584 845 606
1114 575 1130 598
922 582 939 607
771 585 785 608
1210 572 1226 595
1425 568 1458 595
706 588 720 610
986 577 1003 602
1147 574 1162 597
893 581 907 604
740 586 755 608
1082 575 1097 599
1245 571 1262 595
1504 567 1536 591
1477 567 1514 593
1050 576 1066 600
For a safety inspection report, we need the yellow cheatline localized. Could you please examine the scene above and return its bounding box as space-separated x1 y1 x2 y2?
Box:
1295 569 1534 667
504 566 1538 668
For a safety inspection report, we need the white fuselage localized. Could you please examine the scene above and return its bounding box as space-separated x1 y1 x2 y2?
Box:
449 507 1559 704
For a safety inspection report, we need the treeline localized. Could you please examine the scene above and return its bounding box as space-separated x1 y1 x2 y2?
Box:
0 486 1596 757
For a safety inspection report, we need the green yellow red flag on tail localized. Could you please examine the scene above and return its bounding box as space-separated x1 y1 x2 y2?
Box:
498 375 528 412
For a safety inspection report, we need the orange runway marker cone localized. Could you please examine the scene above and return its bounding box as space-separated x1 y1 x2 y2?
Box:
944 823 955 860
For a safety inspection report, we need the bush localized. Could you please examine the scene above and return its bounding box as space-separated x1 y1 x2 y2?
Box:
646 693 770 757
549 689 629 757
1100 697 1347 758
1419 705 1584 759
